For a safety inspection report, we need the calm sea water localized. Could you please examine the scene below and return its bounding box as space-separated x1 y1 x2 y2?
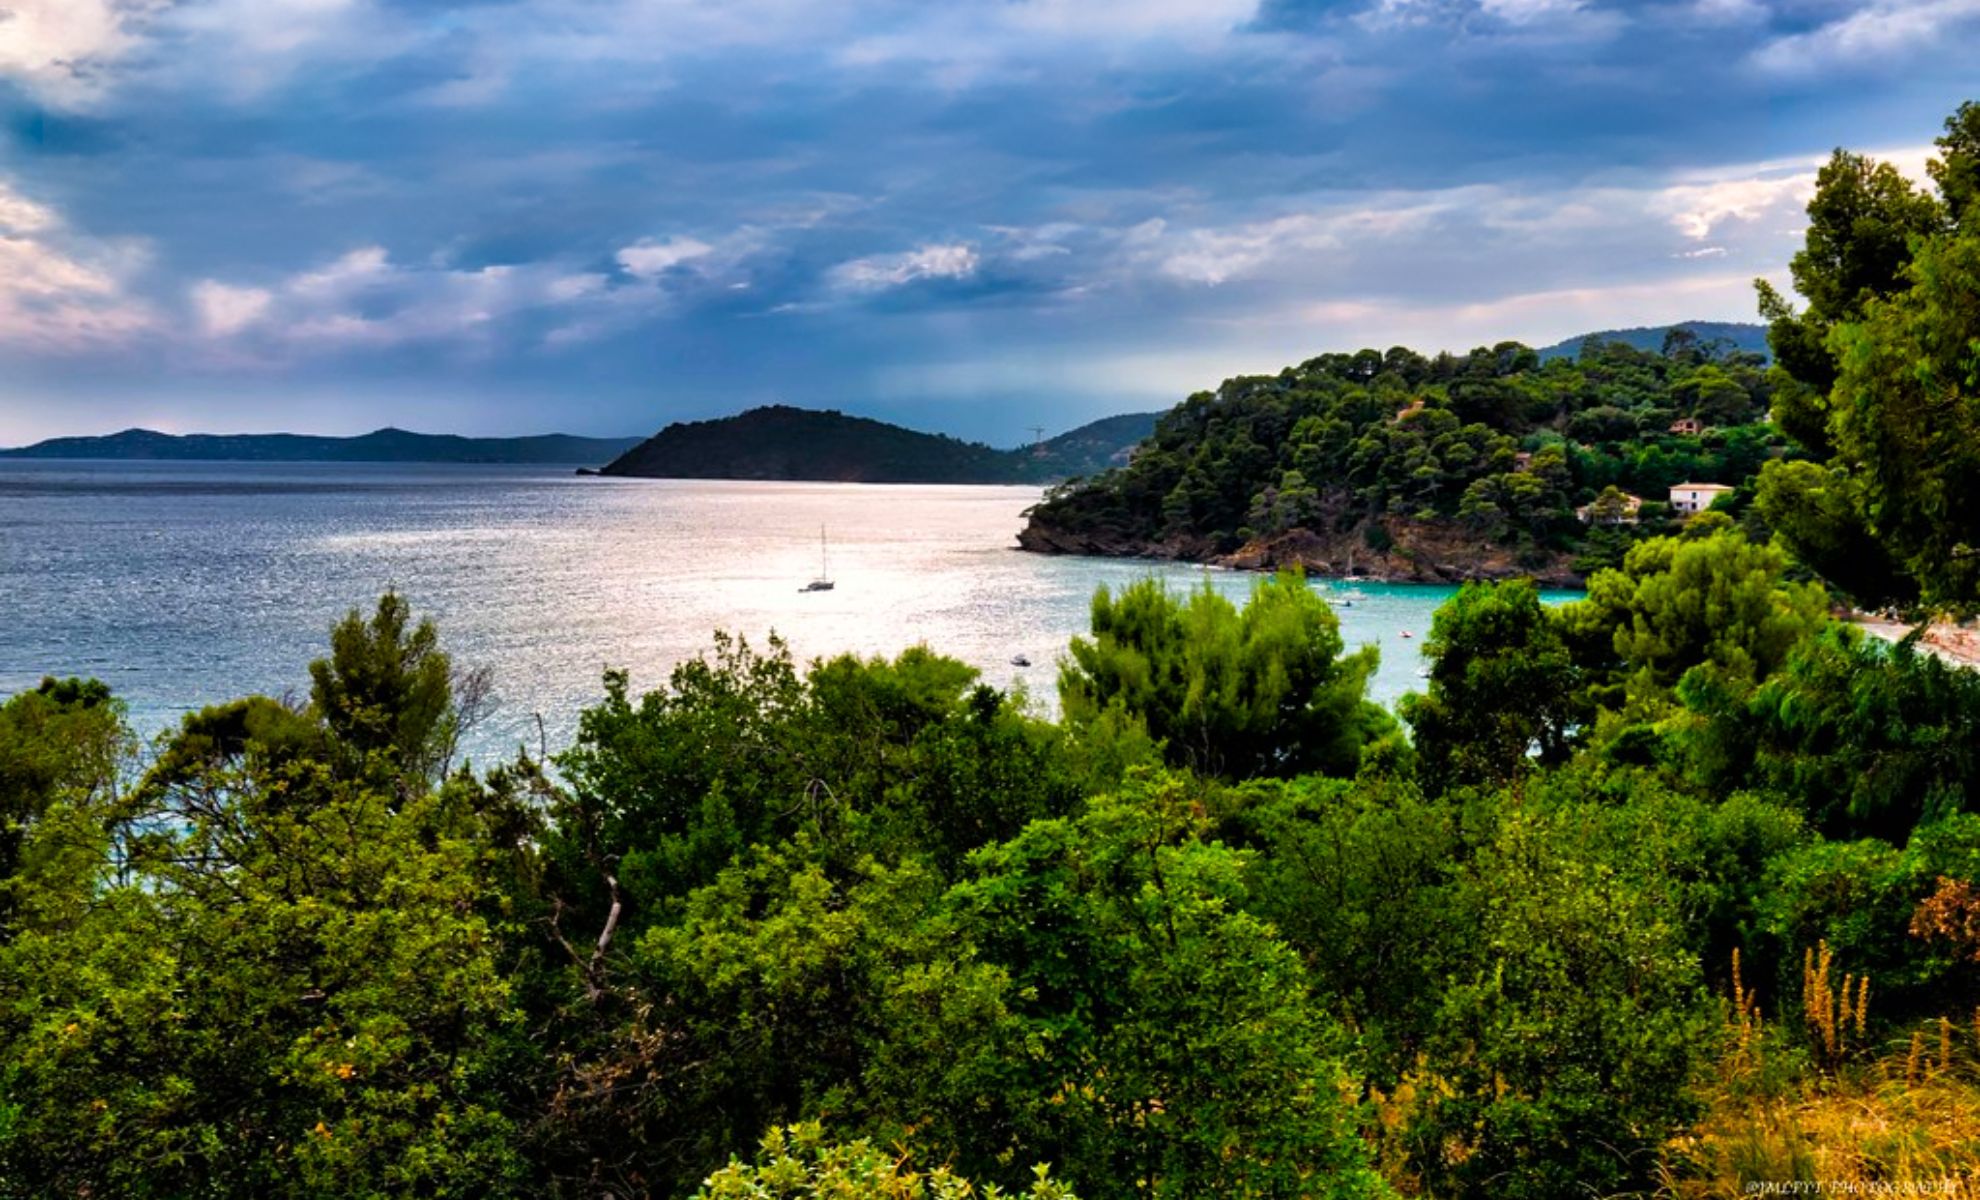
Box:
0 461 1569 762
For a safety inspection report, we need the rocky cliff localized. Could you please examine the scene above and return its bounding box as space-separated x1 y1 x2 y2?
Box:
1018 514 1581 588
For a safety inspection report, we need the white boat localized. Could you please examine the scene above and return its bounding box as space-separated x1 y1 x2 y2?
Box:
800 526 834 592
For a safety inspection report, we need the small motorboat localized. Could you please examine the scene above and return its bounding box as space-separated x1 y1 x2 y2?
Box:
1399 630 1413 639
1010 654 1031 667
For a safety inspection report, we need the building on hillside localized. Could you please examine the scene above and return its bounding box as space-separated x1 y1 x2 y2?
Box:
1576 490 1643 525
1669 417 1705 436
1669 482 1734 515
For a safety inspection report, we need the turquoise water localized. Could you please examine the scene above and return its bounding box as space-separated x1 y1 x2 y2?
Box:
0 461 1576 760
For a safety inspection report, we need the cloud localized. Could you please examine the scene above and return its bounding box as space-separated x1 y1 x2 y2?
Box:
1751 0 1980 75
1655 172 1816 240
1296 269 1777 349
148 0 406 100
288 245 393 302
191 227 781 357
1476 0 1586 25
191 246 610 354
1644 145 1935 244
1345 0 1619 35
0 183 56 234
21 0 1272 116
828 243 980 291
189 280 274 336
0 180 154 349
616 237 716 279
0 0 161 108
1686 0 1767 25
1122 203 1449 286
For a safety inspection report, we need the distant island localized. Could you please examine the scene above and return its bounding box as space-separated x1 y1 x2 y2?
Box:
600 405 1157 484
0 427 646 465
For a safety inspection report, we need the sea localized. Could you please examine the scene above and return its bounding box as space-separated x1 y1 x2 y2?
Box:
0 460 1577 763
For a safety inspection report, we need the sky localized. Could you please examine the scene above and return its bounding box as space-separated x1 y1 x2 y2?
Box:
0 0 1972 446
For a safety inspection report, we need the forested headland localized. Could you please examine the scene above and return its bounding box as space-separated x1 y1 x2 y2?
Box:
1018 328 1781 585
4 102 1980 1200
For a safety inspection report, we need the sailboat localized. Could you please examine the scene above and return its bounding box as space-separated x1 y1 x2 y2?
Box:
800 526 835 592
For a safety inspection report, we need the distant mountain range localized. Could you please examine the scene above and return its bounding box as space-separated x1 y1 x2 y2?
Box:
600 405 1159 484
1535 321 1769 363
0 426 645 465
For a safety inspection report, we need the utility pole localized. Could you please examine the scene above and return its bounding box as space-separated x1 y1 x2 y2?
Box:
1028 425 1045 447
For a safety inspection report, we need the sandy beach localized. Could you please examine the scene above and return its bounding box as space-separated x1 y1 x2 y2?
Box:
1853 615 1980 667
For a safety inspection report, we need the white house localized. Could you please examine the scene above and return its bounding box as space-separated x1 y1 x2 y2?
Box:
1669 482 1734 515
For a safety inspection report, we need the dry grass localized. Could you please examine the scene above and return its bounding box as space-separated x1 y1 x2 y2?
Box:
1666 1059 1980 1198
1662 949 1980 1198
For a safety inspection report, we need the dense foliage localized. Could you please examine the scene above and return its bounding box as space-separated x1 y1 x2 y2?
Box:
11 519 1978 1198
1021 325 1783 568
1059 571 1393 780
1756 102 1980 612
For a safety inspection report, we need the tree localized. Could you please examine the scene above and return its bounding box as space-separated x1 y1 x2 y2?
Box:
1400 580 1582 792
1932 100 1980 228
1224 775 1466 1078
1059 572 1390 780
1693 626 1980 842
693 1123 1076 1200
1755 148 1944 409
1562 529 1829 698
0 601 533 1199
945 772 1389 1200
309 592 467 794
1746 104 1980 609
552 638 1083 936
0 678 128 934
1586 484 1634 525
1754 458 1914 609
627 845 1020 1196
1412 799 1712 1198
1825 226 1980 609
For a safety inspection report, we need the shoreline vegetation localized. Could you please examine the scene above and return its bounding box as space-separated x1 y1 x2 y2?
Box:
2 101 1978 1200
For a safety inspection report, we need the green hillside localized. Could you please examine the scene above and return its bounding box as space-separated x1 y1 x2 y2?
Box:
1020 334 1783 582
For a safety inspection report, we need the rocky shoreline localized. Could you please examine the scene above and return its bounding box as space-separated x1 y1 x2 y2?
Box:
1017 515 1584 589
